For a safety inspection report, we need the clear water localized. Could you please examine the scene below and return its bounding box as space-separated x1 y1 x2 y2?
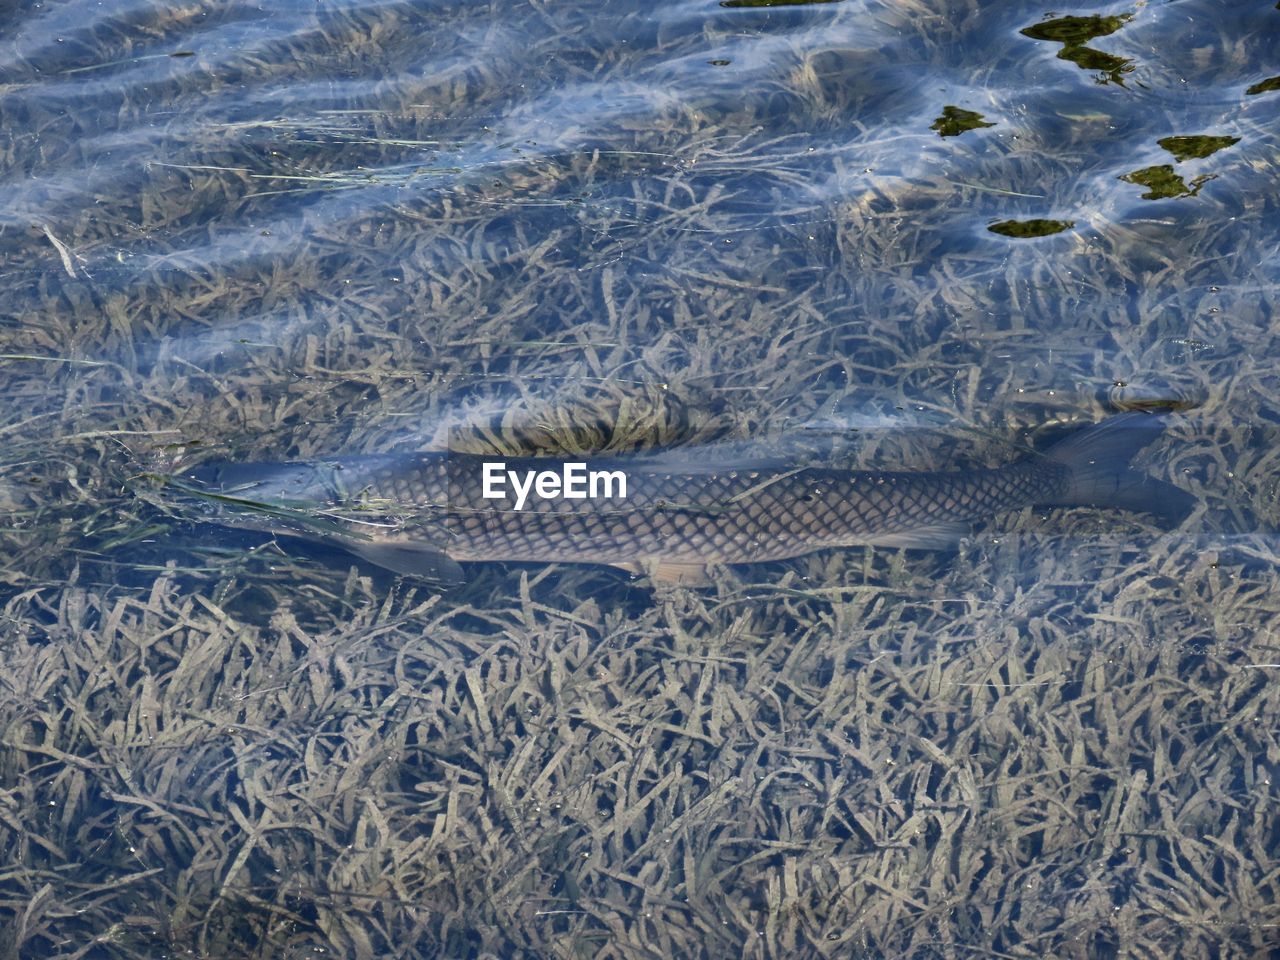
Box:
1 1 1279 957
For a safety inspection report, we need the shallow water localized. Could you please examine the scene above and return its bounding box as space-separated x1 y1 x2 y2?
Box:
2 1 1279 957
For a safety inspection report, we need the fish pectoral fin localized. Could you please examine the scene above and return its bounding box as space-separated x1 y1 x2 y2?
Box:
642 559 713 586
344 540 465 584
607 561 644 577
864 522 972 551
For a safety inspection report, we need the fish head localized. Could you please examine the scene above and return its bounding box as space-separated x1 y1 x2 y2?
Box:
178 461 341 507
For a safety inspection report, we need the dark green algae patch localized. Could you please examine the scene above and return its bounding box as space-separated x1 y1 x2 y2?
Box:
1020 13 1131 45
931 105 995 138
1121 165 1215 200
1020 13 1135 85
1157 134 1241 162
987 218 1075 238
1119 135 1239 200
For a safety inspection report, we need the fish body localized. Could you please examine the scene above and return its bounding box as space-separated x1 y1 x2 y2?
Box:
177 412 1193 584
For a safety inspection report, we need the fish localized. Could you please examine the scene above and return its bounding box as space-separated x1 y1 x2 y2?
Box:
172 411 1195 585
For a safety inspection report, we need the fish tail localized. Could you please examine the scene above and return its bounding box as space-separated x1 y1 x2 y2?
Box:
1041 412 1196 523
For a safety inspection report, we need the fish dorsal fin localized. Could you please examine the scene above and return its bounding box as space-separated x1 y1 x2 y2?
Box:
863 522 971 551
344 540 465 584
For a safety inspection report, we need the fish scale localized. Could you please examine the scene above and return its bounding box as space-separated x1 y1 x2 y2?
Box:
331 452 1071 564
181 412 1192 583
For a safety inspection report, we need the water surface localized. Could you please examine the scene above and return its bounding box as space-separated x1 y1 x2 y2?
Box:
2 1 1279 957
